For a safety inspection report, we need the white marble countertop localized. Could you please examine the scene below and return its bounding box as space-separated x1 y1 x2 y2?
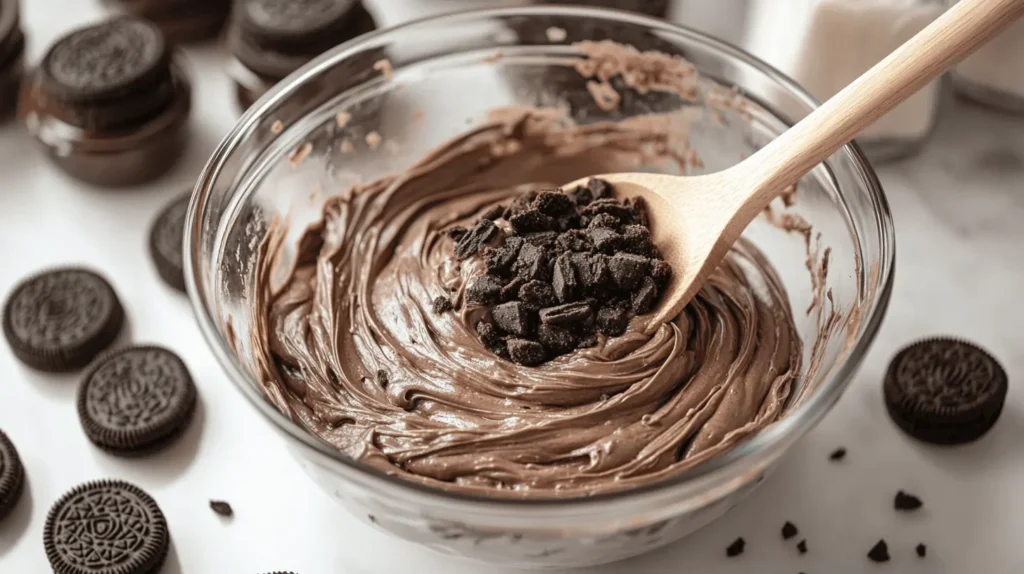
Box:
2 1 1024 573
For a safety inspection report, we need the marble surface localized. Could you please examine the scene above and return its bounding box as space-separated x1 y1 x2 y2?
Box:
2 1 1024 573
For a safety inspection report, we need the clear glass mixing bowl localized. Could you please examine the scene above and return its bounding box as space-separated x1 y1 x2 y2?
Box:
185 7 895 569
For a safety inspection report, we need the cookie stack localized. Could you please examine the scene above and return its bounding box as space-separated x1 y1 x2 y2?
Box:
102 0 232 43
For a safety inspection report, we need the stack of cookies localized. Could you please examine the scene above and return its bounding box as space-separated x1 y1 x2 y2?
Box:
102 0 232 43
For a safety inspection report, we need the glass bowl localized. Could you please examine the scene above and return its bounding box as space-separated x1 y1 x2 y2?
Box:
185 7 895 569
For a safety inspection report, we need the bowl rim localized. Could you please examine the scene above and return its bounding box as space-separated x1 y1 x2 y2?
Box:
185 5 896 509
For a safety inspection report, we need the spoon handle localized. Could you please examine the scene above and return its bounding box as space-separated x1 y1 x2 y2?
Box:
738 0 1024 208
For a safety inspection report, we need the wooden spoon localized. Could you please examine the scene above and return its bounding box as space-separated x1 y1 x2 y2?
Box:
565 0 1024 334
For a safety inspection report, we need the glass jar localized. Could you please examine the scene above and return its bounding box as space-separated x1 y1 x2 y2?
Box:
186 6 894 569
946 0 1024 114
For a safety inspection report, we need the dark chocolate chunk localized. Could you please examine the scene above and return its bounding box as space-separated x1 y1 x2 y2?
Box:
916 543 927 557
454 219 497 260
376 369 389 386
555 229 592 253
508 338 546 366
210 500 233 517
650 259 672 287
481 204 505 220
483 237 522 276
539 302 593 328
609 253 649 290
432 295 453 314
475 321 503 349
621 224 655 256
782 521 798 540
520 281 557 308
466 276 504 305
587 226 622 252
632 276 659 314
513 243 550 282
492 302 535 337
522 231 559 248
894 490 923 511
149 191 191 293
796 539 807 554
597 306 629 337
577 333 598 349
725 537 745 557
45 480 169 574
587 212 621 229
509 208 555 233
0 429 25 521
829 447 847 461
533 190 574 216
78 345 197 454
567 184 592 207
537 324 577 355
883 337 1007 445
552 253 580 303
3 267 125 372
867 539 890 563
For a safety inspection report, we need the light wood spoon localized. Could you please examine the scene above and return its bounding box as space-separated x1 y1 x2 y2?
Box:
565 0 1024 334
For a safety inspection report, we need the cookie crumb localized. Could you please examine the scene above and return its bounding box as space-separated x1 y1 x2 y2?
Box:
288 142 313 167
867 539 890 563
270 120 284 134
796 539 807 554
335 111 351 128
209 500 233 517
916 543 927 557
725 537 745 557
782 521 798 540
894 490 923 511
373 58 393 80
829 447 847 461
432 296 453 314
545 26 567 42
365 131 382 150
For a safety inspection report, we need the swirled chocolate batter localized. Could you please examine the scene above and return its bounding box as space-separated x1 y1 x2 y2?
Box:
251 105 803 497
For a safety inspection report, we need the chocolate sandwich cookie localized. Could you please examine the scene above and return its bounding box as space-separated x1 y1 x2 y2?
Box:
45 479 169 574
0 0 25 118
3 267 125 372
103 0 231 44
78 346 197 455
0 429 25 521
884 337 1008 445
18 17 192 187
149 191 191 292
535 0 669 17
226 0 376 109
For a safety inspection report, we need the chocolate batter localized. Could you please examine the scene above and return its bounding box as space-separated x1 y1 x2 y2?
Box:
250 104 803 497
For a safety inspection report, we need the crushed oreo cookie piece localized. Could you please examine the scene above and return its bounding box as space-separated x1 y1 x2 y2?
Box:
829 447 847 461
796 539 807 555
454 219 496 260
432 296 453 314
725 537 745 557
868 539 890 563
492 302 535 337
916 543 927 557
508 338 546 366
895 490 923 511
466 276 504 305
441 178 672 364
782 521 798 540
